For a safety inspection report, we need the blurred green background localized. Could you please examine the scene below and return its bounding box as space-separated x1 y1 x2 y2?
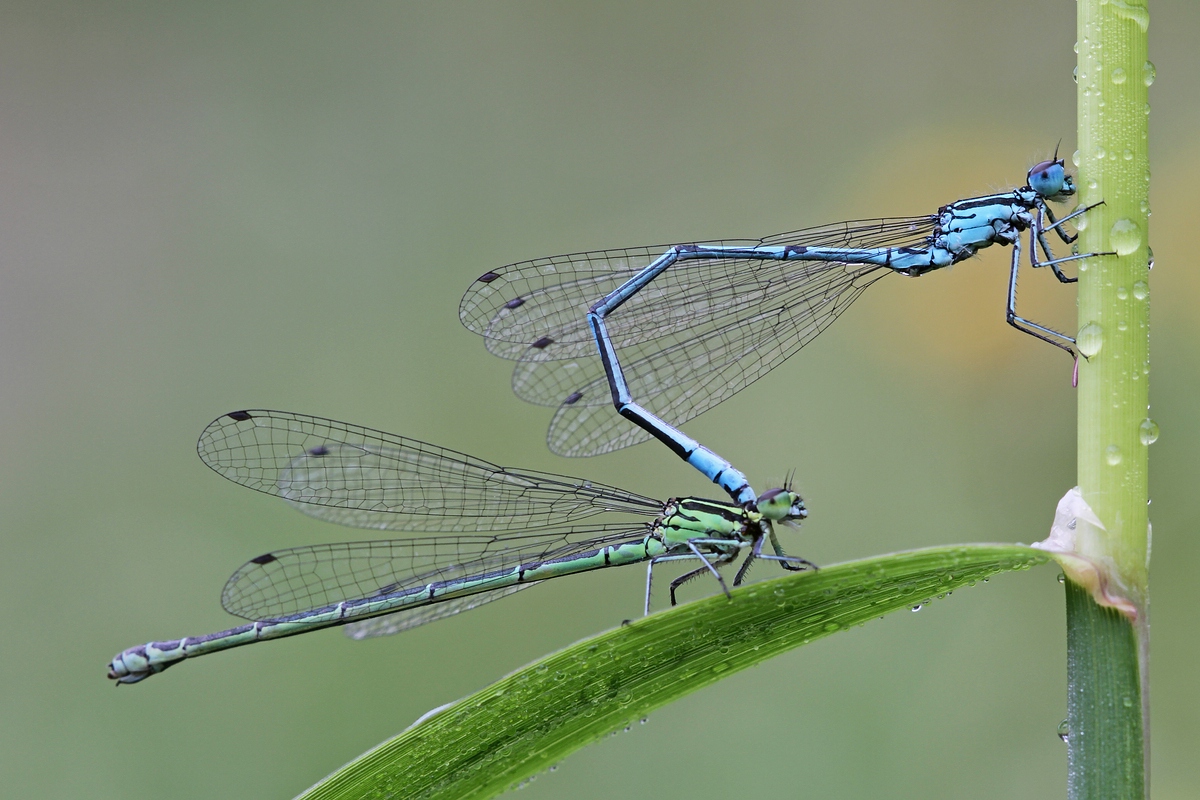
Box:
2 2 1196 798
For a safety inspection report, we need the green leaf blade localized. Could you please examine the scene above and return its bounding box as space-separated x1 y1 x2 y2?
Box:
298 544 1048 800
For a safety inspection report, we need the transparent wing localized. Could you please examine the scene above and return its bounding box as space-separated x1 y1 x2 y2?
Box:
459 218 933 454
540 260 890 455
459 217 933 364
198 410 662 532
221 523 652 633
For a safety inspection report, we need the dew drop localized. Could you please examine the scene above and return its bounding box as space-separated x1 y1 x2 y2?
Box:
1058 719 1071 743
1133 280 1148 300
1073 205 1090 231
1139 418 1160 445
1147 247 1154 269
1143 60 1156 86
1076 322 1104 357
1110 218 1142 256
1057 573 1066 584
1122 695 1134 708
1072 149 1081 167
1073 41 1079 54
1072 66 1079 84
1110 67 1127 84
1105 444 1123 466
911 604 924 612
1095 146 1106 160
1117 286 1129 300
1139 199 1150 214
1117 320 1128 331
1112 2 1151 31
1123 148 1134 161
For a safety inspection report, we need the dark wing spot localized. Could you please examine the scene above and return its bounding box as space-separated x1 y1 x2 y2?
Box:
477 272 501 283
308 445 329 456
505 297 525 309
564 391 583 405
250 553 278 565
227 410 253 421
531 336 554 349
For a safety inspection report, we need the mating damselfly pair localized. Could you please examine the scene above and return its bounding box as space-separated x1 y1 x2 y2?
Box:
109 156 1103 683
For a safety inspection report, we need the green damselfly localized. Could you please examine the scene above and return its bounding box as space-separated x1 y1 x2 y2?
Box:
108 410 809 684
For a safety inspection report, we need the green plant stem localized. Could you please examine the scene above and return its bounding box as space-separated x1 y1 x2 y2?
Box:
1065 580 1144 798
1072 0 1151 797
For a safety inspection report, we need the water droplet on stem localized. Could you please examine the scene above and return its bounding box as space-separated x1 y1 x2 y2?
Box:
1110 219 1142 256
1105 444 1123 466
1077 323 1104 357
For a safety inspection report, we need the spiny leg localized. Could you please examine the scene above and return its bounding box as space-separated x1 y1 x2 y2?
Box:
646 547 736 613
669 564 720 606
1042 200 1107 245
732 528 765 587
757 553 819 570
732 522 816 586
668 543 736 606
1031 207 1114 284
644 553 699 615
1033 208 1078 284
766 522 816 572
1006 233 1078 357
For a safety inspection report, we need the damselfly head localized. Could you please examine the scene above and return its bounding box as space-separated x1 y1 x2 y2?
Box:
756 488 807 522
1028 158 1075 200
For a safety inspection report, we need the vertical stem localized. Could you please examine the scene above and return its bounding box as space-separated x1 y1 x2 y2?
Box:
1071 0 1151 797
1065 581 1145 798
